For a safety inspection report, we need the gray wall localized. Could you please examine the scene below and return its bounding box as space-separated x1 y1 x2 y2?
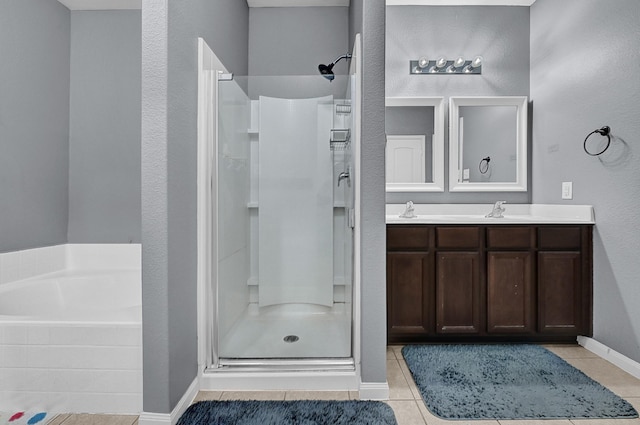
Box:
385 6 530 204
141 0 249 414
249 7 349 77
531 0 640 363
0 0 70 253
248 7 350 99
351 0 388 387
68 11 141 244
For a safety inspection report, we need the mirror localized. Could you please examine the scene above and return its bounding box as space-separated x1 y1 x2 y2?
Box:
385 96 445 192
449 96 528 192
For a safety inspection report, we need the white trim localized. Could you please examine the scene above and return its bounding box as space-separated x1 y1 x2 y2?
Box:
248 0 349 7
57 0 141 10
577 336 640 380
351 33 363 381
387 0 535 6
448 96 528 192
359 382 390 400
201 370 359 391
197 38 228 374
139 378 199 425
137 413 170 425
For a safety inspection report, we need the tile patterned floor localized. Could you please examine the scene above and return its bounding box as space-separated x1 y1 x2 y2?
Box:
45 344 640 425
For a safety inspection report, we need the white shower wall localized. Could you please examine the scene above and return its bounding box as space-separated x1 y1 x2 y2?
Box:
258 96 334 307
247 98 352 307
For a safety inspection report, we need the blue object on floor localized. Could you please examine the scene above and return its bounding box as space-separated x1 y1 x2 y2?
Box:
402 344 639 420
27 413 47 424
177 400 397 425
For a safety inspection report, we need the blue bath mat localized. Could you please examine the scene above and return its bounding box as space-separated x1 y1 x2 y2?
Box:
177 400 397 425
402 344 638 420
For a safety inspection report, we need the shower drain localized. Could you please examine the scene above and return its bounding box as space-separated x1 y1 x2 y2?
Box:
283 335 299 343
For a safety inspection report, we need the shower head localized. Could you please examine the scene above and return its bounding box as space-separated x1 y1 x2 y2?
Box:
318 63 335 81
318 53 352 82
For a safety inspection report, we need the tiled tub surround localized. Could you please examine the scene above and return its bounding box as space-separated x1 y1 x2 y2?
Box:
0 244 142 414
386 203 595 224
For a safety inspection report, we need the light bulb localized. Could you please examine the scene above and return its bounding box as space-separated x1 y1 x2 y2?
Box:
471 56 483 68
435 57 447 69
453 57 465 68
418 57 429 68
446 65 456 73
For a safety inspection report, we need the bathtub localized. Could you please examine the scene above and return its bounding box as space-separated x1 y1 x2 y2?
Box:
0 244 142 414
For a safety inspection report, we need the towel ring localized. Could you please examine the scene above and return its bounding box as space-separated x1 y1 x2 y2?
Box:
583 126 611 156
479 156 490 174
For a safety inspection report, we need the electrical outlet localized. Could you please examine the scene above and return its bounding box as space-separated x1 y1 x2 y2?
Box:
463 168 470 180
562 182 573 200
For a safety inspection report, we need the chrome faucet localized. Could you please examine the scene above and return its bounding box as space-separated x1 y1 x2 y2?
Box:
337 170 350 187
486 201 506 218
400 201 416 219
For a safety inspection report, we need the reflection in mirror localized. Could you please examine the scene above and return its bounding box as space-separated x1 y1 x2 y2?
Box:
459 105 517 182
385 97 445 192
449 96 527 192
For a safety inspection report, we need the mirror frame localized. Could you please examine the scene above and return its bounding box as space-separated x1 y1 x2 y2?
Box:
385 96 445 192
448 96 528 192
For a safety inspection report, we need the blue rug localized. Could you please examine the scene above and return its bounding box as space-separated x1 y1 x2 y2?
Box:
177 400 397 425
402 344 639 420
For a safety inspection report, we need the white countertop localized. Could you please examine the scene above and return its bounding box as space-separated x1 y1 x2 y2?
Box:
386 204 595 225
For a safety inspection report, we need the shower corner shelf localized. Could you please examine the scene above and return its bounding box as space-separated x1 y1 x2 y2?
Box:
247 129 259 135
247 202 258 208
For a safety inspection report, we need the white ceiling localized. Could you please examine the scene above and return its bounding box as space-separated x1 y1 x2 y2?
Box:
57 0 140 10
248 0 534 6
386 0 536 5
56 0 534 11
248 0 349 6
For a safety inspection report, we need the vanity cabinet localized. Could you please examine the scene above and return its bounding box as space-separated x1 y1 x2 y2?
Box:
386 227 434 337
387 224 593 343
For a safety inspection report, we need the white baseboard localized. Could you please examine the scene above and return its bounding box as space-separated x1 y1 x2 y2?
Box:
139 377 199 425
137 412 170 425
358 381 390 400
577 336 640 380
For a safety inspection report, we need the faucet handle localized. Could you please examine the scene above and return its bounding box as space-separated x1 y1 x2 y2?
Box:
400 201 416 218
486 201 507 218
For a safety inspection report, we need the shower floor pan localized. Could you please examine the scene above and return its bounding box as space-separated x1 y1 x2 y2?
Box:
219 303 351 359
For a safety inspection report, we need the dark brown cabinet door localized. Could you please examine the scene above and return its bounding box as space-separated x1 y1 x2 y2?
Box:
387 253 433 339
487 252 534 333
538 251 582 334
436 252 481 334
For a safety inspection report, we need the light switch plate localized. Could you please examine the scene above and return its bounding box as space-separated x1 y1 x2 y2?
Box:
562 181 573 200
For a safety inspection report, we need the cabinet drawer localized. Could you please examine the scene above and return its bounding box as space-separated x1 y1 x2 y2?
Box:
487 227 534 249
387 226 431 251
538 227 581 249
436 227 479 249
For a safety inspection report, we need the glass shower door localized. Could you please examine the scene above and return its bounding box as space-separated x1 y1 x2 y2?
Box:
215 75 354 362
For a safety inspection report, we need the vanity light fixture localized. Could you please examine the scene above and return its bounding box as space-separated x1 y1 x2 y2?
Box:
410 55 483 75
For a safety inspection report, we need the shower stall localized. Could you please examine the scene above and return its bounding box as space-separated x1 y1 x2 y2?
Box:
197 37 361 387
